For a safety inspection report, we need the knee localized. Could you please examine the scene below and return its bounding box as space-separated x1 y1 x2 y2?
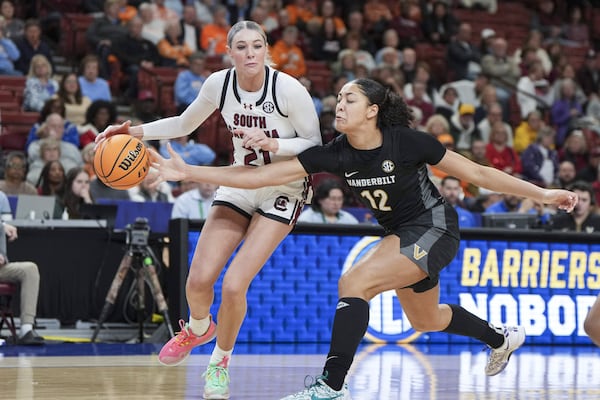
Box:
220 278 248 302
186 269 213 292
23 262 40 283
337 274 366 298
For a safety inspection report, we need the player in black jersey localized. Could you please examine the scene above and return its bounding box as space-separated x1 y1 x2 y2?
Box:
149 78 579 400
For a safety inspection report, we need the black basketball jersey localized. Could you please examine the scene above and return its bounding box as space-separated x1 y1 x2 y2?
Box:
298 126 447 230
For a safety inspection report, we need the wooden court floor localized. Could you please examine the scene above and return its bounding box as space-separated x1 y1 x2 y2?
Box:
1 343 599 399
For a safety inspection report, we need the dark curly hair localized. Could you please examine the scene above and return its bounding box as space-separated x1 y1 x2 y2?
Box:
352 78 414 130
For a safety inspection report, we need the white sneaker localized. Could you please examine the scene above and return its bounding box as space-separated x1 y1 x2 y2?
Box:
485 325 526 376
280 376 351 400
202 356 230 399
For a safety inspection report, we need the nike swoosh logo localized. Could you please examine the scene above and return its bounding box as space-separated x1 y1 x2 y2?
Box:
344 171 359 177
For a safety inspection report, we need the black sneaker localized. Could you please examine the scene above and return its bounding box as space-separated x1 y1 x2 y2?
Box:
17 330 45 346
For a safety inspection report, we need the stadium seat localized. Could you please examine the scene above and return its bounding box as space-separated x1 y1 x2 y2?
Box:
0 281 18 340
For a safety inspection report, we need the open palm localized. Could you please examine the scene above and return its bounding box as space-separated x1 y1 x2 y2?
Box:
148 143 188 183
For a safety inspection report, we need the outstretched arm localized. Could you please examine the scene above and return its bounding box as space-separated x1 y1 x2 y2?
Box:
436 150 578 212
149 144 309 189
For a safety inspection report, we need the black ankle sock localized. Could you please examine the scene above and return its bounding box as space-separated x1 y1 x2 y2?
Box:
322 297 369 391
442 304 504 348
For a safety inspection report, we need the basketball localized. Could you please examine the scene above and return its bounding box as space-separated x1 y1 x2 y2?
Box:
93 135 150 190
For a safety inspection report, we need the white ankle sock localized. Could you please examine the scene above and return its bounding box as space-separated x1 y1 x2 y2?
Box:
189 316 210 336
20 323 33 337
209 343 233 366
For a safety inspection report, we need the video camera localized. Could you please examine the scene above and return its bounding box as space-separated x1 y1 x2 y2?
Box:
126 217 151 247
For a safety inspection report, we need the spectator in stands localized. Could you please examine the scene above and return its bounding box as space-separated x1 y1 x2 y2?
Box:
439 176 478 228
117 0 137 23
174 52 208 113
576 147 600 183
83 0 104 14
227 0 252 26
375 46 401 70
191 0 215 26
170 181 217 220
469 138 491 167
285 0 314 28
530 0 562 40
344 9 377 56
85 0 129 78
78 55 112 102
200 5 230 56
311 0 346 37
58 167 94 219
310 16 344 64
459 0 497 13
576 49 600 97
27 134 82 186
422 0 458 45
36 159 65 195
158 20 193 67
331 49 358 82
514 30 552 76
481 37 520 106
299 76 323 116
22 54 58 112
514 110 544 154
79 100 118 149
517 61 553 120
159 134 216 167
0 220 44 345
434 85 459 122
486 120 522 177
151 0 179 24
26 99 80 150
478 28 496 57
55 73 93 128
446 22 481 81
551 63 586 106
271 25 306 79
0 0 24 39
556 160 577 189
406 81 434 124
298 178 358 224
389 2 422 48
0 20 21 76
0 152 37 195
562 5 589 48
342 32 376 74
449 103 481 153
485 193 526 213
80 142 96 181
129 167 173 203
13 19 53 76
551 180 600 232
139 2 166 45
477 102 513 146
112 16 161 101
424 114 450 140
551 78 584 147
520 126 559 187
558 128 589 175
180 4 200 53
474 83 497 124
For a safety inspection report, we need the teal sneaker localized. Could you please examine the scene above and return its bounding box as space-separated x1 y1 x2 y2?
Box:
203 356 230 399
280 375 351 400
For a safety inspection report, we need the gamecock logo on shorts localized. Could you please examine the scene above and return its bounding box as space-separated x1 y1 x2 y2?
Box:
274 195 289 211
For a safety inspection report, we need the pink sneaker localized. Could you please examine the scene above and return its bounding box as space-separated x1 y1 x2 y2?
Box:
158 317 217 366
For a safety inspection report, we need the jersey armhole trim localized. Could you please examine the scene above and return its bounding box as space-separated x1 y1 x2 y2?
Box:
271 70 287 118
219 68 233 112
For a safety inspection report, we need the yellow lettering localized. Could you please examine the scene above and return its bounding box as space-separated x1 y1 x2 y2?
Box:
501 250 521 287
461 248 481 286
568 251 587 289
540 250 550 288
521 250 540 288
480 249 500 287
588 252 600 289
550 251 568 289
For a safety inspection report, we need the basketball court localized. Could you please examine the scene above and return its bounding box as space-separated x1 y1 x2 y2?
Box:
1 339 599 399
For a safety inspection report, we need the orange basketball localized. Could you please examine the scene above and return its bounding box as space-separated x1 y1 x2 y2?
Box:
93 135 150 190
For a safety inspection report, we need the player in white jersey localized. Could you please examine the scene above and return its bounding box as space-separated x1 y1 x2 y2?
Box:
96 20 321 399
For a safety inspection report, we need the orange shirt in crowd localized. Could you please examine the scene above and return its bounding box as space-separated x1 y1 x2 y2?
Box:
200 24 228 56
271 40 307 78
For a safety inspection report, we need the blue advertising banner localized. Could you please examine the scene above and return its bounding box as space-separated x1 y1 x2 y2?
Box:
180 225 598 345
